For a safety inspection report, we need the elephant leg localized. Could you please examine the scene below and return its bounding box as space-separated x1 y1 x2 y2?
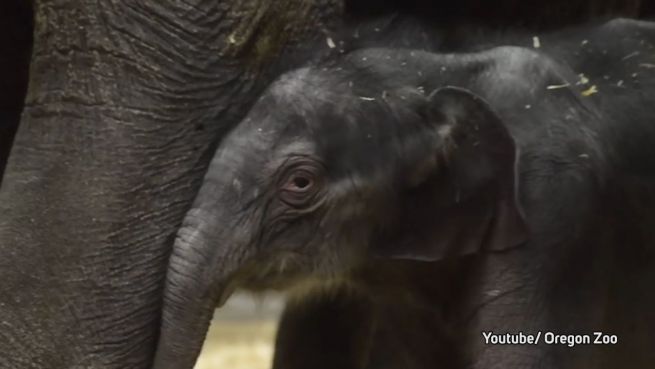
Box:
272 288 377 369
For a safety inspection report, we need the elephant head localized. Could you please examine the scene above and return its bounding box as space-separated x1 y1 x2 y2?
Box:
153 55 528 368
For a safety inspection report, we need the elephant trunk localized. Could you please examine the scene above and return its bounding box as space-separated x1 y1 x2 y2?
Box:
153 209 248 369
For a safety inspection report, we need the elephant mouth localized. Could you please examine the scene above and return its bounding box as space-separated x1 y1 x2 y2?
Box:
233 251 317 291
215 281 240 307
154 225 355 369
228 250 351 294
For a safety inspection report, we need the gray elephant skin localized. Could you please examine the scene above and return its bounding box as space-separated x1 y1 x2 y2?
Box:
0 1 342 368
154 19 655 369
1 1 655 369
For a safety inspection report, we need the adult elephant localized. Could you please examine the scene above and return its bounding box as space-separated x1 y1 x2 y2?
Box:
0 0 341 368
0 1 652 369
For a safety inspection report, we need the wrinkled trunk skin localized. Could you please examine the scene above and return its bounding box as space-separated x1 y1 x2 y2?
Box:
154 211 249 369
154 263 217 369
0 1 340 368
155 249 218 369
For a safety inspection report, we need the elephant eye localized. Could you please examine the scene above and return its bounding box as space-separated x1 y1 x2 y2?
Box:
290 175 312 190
278 161 324 208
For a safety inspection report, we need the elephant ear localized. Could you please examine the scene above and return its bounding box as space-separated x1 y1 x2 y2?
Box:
375 86 529 261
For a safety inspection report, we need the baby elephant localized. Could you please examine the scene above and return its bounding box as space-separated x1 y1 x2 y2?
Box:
155 18 655 369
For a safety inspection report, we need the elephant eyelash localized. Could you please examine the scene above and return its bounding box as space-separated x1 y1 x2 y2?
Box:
272 155 327 184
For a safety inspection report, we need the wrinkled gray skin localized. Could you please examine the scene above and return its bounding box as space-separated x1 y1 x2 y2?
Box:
1 1 653 368
0 0 341 368
3 2 650 369
156 18 655 369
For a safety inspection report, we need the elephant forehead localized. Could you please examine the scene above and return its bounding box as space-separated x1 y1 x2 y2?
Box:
268 67 338 106
271 67 314 98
